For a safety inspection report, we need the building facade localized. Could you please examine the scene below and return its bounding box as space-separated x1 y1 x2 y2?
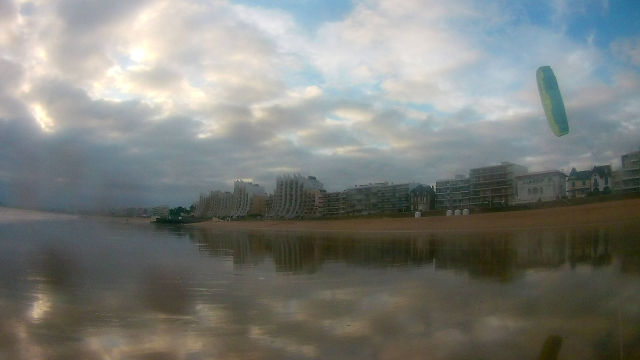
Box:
514 170 567 204
267 174 325 218
435 175 470 210
469 162 528 207
613 149 640 193
323 191 344 216
151 205 169 218
232 180 267 217
410 184 436 211
566 168 591 198
591 165 612 195
341 182 420 215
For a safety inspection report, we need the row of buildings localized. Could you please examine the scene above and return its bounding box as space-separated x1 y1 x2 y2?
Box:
192 149 640 219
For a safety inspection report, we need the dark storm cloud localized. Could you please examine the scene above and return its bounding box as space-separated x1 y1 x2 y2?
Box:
0 59 29 119
28 79 157 133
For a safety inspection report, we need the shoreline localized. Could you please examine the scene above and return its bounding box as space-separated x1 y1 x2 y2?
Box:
188 197 640 233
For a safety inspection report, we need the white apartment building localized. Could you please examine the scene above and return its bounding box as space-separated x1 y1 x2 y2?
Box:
469 162 528 206
435 175 470 210
193 181 267 219
514 170 567 204
613 149 640 193
267 174 325 218
232 180 267 217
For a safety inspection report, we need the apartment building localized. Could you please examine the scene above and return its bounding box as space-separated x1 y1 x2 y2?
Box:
342 182 420 215
193 180 268 219
267 174 325 218
469 162 527 207
207 191 235 218
193 192 212 217
232 180 267 217
323 191 343 216
435 175 470 210
151 205 169 218
613 149 640 193
513 170 567 204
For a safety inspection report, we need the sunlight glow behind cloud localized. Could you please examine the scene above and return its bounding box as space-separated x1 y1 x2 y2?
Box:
0 0 639 208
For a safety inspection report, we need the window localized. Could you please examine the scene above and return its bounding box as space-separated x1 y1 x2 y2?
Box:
572 181 575 187
605 177 609 185
582 180 586 186
540 187 543 195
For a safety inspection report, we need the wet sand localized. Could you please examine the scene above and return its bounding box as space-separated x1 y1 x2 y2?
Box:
190 198 640 233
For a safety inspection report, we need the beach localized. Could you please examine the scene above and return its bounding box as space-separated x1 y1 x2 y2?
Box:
189 197 640 233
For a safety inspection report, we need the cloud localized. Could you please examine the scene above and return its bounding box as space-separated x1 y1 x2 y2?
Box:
611 36 640 66
0 0 639 208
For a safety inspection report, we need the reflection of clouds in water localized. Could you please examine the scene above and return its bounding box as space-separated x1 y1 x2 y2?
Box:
28 285 51 323
1 221 640 359
249 326 319 358
194 304 229 327
0 207 77 223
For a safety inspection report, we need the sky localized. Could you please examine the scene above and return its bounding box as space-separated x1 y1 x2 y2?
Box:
0 0 639 209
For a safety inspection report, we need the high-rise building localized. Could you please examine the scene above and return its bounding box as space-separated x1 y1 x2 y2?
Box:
193 181 267 219
232 180 267 217
342 182 420 215
613 149 640 193
323 191 344 216
469 162 527 206
267 174 325 218
435 175 469 210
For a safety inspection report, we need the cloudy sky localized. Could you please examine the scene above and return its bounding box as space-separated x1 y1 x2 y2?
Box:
0 0 639 209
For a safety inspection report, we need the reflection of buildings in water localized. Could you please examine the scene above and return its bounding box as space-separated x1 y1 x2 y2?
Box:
433 234 516 281
185 225 627 277
617 224 640 274
269 235 323 273
512 230 567 269
187 229 271 267
567 227 613 268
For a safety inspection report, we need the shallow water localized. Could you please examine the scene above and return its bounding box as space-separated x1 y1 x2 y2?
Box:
1 215 639 359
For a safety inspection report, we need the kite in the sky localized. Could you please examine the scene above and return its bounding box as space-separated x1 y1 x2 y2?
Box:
536 66 569 137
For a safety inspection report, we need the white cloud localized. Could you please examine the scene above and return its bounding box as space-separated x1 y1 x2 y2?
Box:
0 0 639 207
611 36 640 66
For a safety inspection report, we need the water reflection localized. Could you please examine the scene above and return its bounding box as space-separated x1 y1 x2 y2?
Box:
0 219 639 360
176 225 634 282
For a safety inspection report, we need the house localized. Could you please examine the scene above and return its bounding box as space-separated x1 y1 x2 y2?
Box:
590 165 612 195
566 168 591 198
410 184 436 211
514 170 567 204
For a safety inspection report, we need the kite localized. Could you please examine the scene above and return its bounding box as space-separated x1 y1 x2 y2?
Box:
536 66 569 137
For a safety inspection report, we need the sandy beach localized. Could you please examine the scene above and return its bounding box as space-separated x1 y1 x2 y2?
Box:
189 197 640 233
